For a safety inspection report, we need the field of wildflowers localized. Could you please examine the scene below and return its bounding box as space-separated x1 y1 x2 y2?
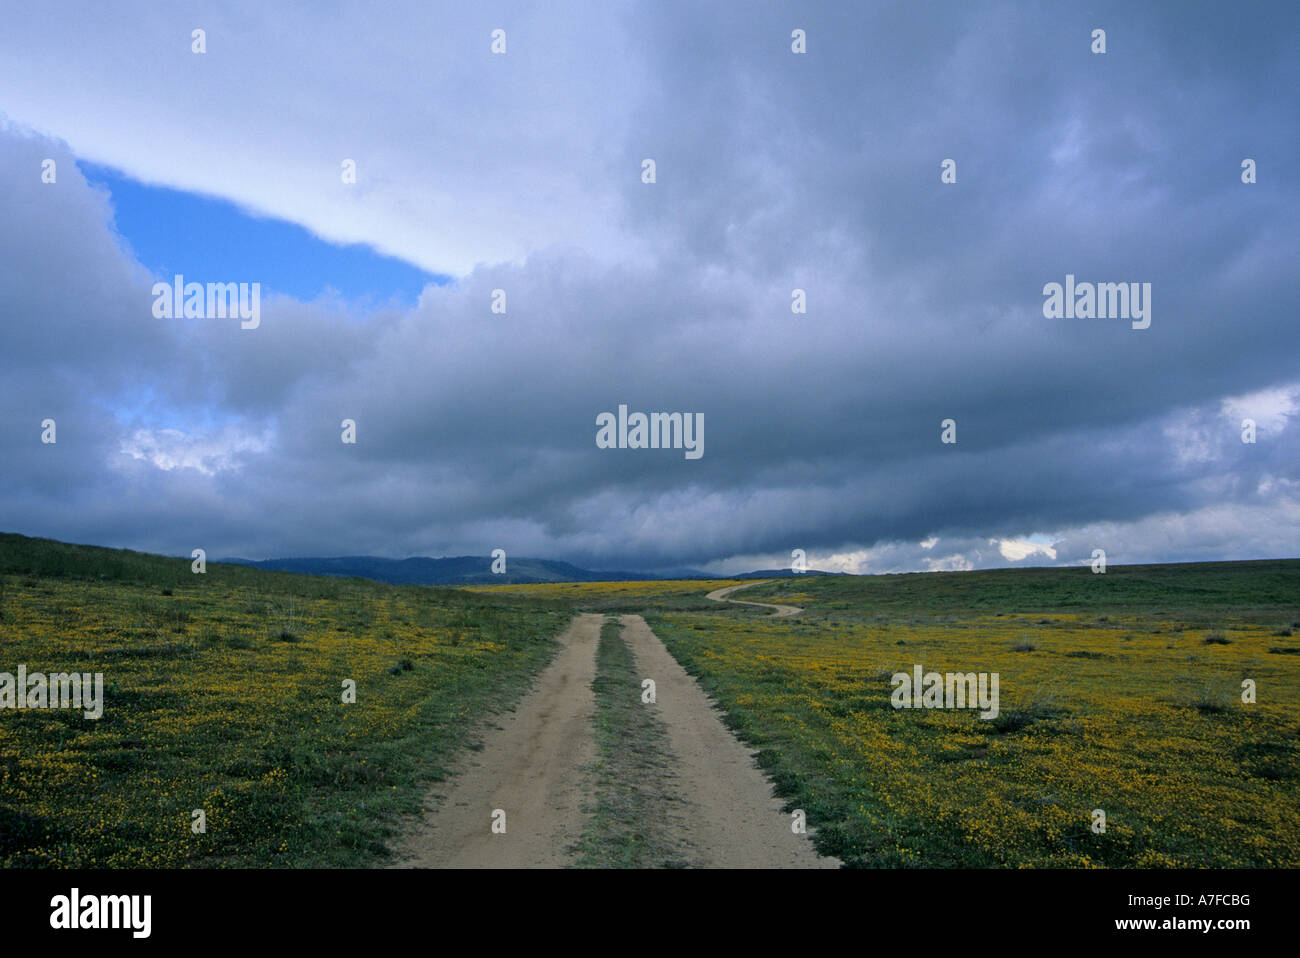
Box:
465 578 745 612
649 561 1300 867
0 534 569 867
4 532 1295 870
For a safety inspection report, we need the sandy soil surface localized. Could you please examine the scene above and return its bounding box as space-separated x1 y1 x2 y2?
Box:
390 604 836 868
388 613 602 868
618 614 837 868
706 580 804 617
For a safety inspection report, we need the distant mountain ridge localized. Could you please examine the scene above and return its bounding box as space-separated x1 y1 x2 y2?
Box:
218 554 846 585
219 555 650 585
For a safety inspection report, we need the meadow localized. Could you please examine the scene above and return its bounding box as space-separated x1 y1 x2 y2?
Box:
646 561 1300 867
4 533 1297 869
0 533 570 867
462 578 744 612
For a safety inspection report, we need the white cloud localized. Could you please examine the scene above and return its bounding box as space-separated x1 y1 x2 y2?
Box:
998 538 1058 561
1222 384 1298 435
925 554 974 572
118 426 272 476
1 4 1297 568
819 550 872 574
0 3 646 276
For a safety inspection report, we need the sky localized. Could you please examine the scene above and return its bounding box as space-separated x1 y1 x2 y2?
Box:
79 162 446 305
0 0 1296 575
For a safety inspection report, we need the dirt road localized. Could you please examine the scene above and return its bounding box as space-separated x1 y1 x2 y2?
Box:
389 613 602 868
706 580 803 617
391 606 836 868
618 614 836 867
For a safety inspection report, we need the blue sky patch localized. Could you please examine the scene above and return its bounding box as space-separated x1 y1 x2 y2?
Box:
81 161 448 307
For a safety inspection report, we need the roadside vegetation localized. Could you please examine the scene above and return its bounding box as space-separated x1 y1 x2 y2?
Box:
646 560 1300 866
0 533 569 867
573 618 686 868
5 532 1296 868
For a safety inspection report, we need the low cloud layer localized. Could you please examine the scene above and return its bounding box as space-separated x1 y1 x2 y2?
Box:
0 1 1296 573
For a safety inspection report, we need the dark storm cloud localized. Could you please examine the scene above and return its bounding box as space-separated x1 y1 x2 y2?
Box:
0 1 1296 571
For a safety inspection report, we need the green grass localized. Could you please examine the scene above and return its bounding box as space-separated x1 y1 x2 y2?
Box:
738 559 1300 623
573 618 686 868
0 533 571 867
6 532 1299 869
645 561 1300 868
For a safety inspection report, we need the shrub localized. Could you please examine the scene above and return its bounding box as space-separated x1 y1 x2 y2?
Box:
988 689 1063 735
1188 676 1233 713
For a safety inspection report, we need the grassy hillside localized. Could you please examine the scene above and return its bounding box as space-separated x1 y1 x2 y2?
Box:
223 554 658 585
464 578 747 613
4 533 1297 869
0 533 571 867
648 560 1300 867
738 558 1300 619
